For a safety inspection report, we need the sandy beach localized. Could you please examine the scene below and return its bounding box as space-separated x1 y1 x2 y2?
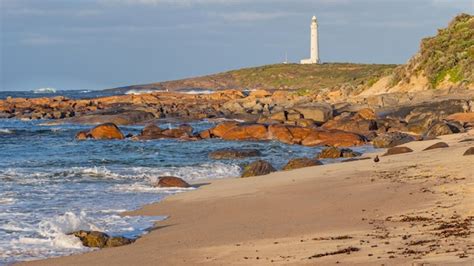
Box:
19 131 474 265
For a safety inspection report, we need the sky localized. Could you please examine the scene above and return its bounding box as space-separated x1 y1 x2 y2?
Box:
0 0 473 91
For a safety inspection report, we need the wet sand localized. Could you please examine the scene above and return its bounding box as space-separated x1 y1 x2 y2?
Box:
20 131 474 265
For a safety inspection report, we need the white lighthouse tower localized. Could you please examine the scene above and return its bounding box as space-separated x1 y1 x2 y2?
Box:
300 16 320 64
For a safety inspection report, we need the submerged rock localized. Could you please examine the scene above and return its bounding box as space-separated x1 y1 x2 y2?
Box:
154 176 190 188
136 124 195 140
283 158 322 170
383 146 413 156
241 160 276 178
209 149 261 160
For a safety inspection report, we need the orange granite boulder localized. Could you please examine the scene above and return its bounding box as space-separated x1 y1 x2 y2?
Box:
209 122 239 138
76 123 124 140
221 124 268 140
89 123 125 140
301 130 365 147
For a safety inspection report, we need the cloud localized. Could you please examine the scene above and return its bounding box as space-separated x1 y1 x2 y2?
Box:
209 11 297 22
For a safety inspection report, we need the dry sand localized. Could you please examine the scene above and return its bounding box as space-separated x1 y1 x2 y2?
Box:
20 132 474 265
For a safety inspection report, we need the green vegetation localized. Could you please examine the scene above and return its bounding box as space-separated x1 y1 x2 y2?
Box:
391 13 474 88
220 63 396 92
120 62 397 94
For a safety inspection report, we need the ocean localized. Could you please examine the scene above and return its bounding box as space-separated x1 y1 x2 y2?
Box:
0 90 374 264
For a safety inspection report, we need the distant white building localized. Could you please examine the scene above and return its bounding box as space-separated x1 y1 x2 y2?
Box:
300 16 320 64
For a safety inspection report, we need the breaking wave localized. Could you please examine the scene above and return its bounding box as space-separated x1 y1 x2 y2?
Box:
32 88 57 94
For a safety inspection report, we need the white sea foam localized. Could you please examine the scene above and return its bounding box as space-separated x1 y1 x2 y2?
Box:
33 88 57 94
75 166 121 179
125 89 161 95
180 89 214 95
0 197 16 205
113 183 195 193
0 129 13 134
36 211 101 249
129 162 241 183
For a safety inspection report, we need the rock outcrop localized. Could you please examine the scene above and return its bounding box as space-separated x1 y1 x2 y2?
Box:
71 230 134 248
241 160 276 178
372 132 416 148
153 176 190 188
316 147 361 159
204 122 365 147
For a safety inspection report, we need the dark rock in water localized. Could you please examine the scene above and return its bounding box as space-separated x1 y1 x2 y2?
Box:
372 132 416 148
71 231 109 248
241 160 276 178
423 142 449 151
68 109 156 125
75 123 124 140
209 149 261 160
154 176 190 188
136 124 195 140
138 123 163 139
71 230 134 248
316 146 361 159
161 126 193 139
106 236 134 247
382 146 413 156
463 147 474 156
283 158 322 170
426 121 463 137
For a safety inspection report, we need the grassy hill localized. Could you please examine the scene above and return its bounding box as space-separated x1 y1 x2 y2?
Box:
109 13 473 96
390 13 474 89
111 63 396 94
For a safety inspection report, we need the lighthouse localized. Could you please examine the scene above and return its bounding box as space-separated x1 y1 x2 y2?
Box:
300 16 320 64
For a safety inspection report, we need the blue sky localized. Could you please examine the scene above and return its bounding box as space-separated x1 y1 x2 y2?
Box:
1 0 472 91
